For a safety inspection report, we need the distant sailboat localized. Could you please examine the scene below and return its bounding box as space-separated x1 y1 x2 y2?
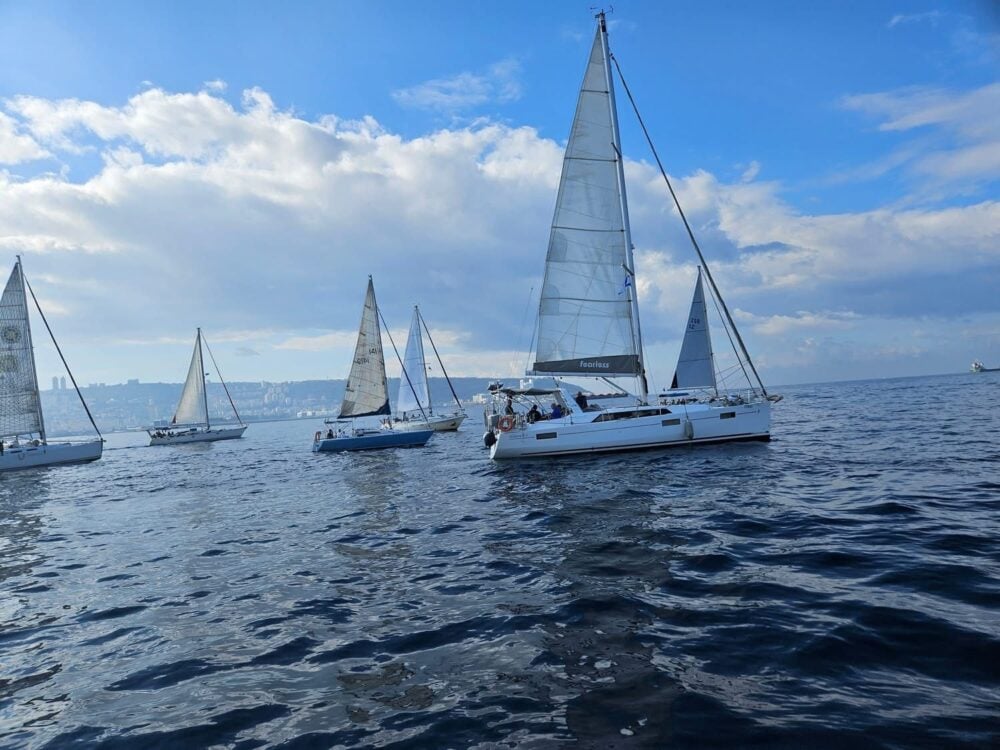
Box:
1 256 103 471
970 360 1000 373
670 267 716 393
148 329 246 445
313 278 433 452
393 306 466 432
483 12 777 459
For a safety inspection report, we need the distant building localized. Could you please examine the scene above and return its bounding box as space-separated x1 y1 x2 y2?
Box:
60 376 66 390
52 376 59 390
127 378 139 386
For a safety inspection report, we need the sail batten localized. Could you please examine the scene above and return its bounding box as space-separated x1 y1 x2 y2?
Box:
532 20 643 380
340 278 391 418
0 261 44 437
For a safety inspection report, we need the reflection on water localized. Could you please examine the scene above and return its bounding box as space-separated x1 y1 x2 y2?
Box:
1 375 999 747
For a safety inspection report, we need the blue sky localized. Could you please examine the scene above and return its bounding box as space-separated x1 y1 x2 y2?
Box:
1 0 997 389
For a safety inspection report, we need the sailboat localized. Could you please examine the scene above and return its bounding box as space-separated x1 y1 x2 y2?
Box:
970 361 999 373
483 12 777 459
147 328 246 445
1 256 103 471
392 306 466 432
313 278 433 452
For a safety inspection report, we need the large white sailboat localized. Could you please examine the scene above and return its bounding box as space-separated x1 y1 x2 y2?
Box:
1 257 103 471
148 329 246 445
483 13 778 459
313 278 433 452
393 306 466 432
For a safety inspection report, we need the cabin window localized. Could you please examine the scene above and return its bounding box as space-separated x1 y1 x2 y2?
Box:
662 418 680 426
720 412 736 419
535 432 558 440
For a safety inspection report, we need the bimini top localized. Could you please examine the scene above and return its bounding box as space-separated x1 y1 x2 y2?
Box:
499 386 563 397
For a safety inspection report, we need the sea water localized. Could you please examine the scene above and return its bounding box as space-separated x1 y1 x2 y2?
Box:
1 373 998 748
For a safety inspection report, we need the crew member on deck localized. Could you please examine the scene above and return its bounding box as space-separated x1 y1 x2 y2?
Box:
574 391 589 410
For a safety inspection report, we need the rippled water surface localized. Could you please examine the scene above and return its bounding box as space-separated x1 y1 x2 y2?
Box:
2 373 999 748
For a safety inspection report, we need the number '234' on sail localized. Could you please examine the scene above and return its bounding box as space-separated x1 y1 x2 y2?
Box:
1 257 103 471
483 12 780 459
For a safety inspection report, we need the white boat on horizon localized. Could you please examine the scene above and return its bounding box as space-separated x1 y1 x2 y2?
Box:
1 256 103 471
970 360 999 373
483 12 778 459
392 305 466 432
148 328 247 445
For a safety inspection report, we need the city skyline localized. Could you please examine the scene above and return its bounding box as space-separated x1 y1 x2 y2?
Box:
2 1 998 389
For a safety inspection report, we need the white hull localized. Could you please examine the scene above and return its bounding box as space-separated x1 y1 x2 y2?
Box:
489 401 770 459
394 413 466 432
148 425 247 445
0 439 103 471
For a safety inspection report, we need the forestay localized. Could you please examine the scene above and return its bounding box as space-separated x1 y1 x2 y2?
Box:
397 307 430 415
340 278 391 418
531 19 640 377
0 262 44 437
173 331 208 425
671 268 717 390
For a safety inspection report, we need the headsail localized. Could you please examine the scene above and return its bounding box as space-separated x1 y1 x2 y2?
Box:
0 261 44 437
173 331 209 426
531 16 642 379
671 268 717 391
397 307 430 416
340 277 391 418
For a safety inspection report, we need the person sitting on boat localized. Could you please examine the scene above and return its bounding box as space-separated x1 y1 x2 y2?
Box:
326 429 334 439
574 391 589 410
504 395 515 416
550 402 564 419
526 404 542 424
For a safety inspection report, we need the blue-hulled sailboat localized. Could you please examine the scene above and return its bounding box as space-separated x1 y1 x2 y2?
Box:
312 277 433 453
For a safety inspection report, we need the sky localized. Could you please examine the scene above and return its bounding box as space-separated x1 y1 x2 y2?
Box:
0 0 998 390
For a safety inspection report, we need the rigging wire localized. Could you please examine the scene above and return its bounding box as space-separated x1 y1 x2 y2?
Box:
608 53 768 398
24 276 103 439
201 333 244 425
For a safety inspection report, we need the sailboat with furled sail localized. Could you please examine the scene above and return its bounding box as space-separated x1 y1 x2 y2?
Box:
483 12 778 459
1 256 103 470
147 328 246 445
393 306 466 432
313 277 433 452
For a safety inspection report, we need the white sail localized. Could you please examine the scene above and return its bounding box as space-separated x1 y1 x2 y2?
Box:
340 278 390 418
397 307 430 416
0 261 44 437
173 331 208 426
671 268 717 390
531 19 640 377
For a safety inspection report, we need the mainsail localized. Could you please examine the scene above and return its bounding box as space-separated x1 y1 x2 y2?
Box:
340 277 391 418
173 330 209 426
671 268 717 390
397 307 431 416
0 261 44 437
531 16 642 379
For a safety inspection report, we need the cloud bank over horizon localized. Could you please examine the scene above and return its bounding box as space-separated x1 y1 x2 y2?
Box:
0 77 997 388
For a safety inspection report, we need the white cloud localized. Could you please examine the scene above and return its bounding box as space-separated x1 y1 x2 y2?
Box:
887 11 943 29
4 84 998 386
839 83 1000 189
392 58 523 112
0 111 49 164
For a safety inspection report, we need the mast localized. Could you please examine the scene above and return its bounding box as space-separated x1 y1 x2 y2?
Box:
599 11 648 402
16 256 46 441
418 306 464 413
197 328 210 429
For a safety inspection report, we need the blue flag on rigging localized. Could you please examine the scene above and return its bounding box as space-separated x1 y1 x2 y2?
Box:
617 275 632 297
